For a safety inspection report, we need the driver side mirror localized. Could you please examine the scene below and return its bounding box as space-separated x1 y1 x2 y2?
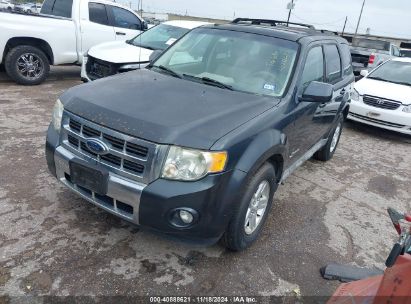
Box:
299 81 333 103
149 50 163 63
360 69 369 77
142 21 148 31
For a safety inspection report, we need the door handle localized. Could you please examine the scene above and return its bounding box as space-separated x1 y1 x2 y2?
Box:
116 32 126 36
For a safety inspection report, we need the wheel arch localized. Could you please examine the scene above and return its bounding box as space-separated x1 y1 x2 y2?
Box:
3 37 54 65
234 129 287 184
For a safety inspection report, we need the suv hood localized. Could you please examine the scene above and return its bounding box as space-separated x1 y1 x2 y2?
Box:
61 69 278 150
88 41 153 64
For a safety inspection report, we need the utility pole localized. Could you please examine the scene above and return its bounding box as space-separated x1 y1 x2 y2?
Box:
286 0 295 27
341 16 348 36
354 0 366 37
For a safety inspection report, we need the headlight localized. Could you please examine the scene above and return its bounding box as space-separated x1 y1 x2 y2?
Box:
119 63 148 70
403 105 411 113
351 89 360 101
52 99 64 132
161 146 227 181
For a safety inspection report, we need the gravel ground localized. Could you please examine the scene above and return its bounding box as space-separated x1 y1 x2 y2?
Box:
0 67 410 301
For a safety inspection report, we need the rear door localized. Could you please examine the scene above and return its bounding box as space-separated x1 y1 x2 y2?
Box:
318 43 346 131
107 5 143 40
80 2 116 57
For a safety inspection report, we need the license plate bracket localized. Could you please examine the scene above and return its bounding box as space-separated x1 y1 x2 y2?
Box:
69 159 109 195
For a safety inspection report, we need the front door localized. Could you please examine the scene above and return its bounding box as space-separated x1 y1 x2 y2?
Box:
108 5 143 41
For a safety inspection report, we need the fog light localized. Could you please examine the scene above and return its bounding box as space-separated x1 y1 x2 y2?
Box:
179 210 194 224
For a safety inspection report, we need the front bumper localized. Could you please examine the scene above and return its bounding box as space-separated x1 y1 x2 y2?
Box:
348 99 411 135
46 125 243 244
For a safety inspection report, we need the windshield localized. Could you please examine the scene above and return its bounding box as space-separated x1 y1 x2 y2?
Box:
352 38 390 51
151 28 299 97
129 24 189 51
368 60 411 86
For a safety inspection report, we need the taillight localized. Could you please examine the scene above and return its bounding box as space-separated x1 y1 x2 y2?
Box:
369 54 375 65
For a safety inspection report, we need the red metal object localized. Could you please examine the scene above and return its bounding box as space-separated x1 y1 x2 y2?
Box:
328 208 411 303
328 255 411 304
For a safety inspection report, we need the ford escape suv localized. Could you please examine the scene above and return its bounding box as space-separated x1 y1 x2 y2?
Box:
46 19 354 251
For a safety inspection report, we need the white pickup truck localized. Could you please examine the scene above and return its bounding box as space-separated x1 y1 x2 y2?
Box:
0 0 146 85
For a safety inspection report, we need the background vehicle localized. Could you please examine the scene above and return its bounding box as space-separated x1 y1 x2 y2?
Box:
401 49 411 58
349 58 411 135
0 0 13 11
46 19 353 251
350 37 401 77
27 3 43 14
0 0 146 85
82 20 210 81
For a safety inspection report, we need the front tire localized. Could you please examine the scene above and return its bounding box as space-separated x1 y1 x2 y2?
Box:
5 45 50 85
314 115 343 161
222 163 277 251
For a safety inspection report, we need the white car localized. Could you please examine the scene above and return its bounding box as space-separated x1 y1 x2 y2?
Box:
0 0 13 11
81 20 210 81
0 0 146 85
349 58 411 135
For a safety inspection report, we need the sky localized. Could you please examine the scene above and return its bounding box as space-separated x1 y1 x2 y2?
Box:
122 0 411 39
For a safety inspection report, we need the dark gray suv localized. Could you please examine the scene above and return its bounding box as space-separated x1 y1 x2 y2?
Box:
46 19 354 251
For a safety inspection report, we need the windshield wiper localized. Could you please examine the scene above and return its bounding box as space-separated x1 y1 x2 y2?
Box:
182 74 233 90
154 65 182 79
368 76 390 82
390 81 411 87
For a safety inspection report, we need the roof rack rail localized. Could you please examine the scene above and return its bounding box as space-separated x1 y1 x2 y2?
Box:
231 18 315 30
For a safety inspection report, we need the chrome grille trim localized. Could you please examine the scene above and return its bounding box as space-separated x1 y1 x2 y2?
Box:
60 111 168 184
363 95 402 110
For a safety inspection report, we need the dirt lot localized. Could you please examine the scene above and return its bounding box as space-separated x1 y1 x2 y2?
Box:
1 67 410 300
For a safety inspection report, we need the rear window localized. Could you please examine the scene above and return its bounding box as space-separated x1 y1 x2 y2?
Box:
41 0 73 18
324 44 342 83
352 38 390 51
339 44 353 77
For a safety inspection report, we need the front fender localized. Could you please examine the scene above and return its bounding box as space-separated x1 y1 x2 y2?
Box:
234 129 287 177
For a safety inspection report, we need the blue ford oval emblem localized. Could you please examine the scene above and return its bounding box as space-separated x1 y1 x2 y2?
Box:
85 138 109 155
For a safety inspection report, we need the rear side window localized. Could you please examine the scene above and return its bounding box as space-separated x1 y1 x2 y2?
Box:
89 3 109 26
301 46 324 88
340 44 353 77
324 44 342 83
41 0 73 18
110 6 141 30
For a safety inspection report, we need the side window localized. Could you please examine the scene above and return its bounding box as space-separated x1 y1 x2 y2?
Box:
301 46 324 89
340 44 353 77
51 0 73 18
89 3 109 26
40 0 72 18
110 6 141 30
323 44 342 83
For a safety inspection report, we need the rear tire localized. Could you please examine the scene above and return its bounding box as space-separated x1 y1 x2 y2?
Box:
221 163 277 251
314 115 343 162
5 45 50 85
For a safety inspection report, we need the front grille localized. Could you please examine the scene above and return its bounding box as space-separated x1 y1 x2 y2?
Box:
363 95 401 110
61 112 161 184
86 56 118 80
